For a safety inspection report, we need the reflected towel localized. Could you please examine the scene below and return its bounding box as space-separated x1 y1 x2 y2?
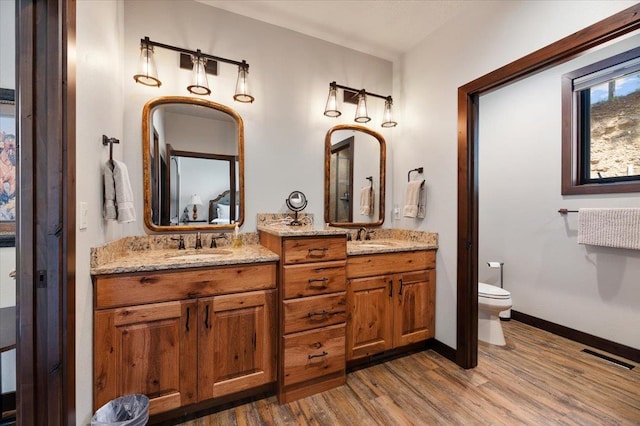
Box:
103 162 117 220
112 160 136 223
403 180 423 218
360 186 374 216
578 208 640 250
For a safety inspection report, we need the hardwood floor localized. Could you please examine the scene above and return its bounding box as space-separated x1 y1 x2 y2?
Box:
180 321 640 425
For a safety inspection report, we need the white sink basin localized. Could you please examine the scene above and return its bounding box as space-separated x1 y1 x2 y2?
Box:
167 250 232 260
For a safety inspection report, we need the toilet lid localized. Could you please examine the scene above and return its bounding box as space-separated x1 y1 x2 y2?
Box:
479 282 510 299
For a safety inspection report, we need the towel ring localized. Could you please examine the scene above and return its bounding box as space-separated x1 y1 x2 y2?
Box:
408 167 423 182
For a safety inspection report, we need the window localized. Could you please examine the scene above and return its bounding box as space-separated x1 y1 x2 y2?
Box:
562 46 640 194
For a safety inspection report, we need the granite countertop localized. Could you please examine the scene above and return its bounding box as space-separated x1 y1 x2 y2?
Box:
91 244 279 275
257 223 348 237
90 224 438 276
347 239 438 255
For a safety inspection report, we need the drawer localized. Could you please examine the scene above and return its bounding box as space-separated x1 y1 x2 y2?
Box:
94 263 277 308
283 292 347 334
283 261 346 299
347 250 435 278
282 324 345 387
283 237 346 265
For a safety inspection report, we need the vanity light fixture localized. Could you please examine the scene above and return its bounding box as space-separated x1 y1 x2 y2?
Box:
133 36 255 103
323 81 397 127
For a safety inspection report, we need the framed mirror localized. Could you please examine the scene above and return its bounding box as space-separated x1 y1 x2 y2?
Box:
142 96 244 232
324 124 386 227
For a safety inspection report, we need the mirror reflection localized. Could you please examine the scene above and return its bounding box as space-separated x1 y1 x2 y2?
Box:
142 96 244 232
324 125 386 227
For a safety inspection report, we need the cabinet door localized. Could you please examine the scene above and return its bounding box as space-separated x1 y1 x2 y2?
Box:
198 289 276 400
347 275 393 360
94 300 197 415
393 269 435 347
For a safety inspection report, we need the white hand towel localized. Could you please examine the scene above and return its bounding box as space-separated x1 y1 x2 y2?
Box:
403 181 423 218
360 186 374 216
578 208 640 250
103 162 117 220
112 159 136 223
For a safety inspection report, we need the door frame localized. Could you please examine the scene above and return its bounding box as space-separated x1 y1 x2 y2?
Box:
16 0 76 422
456 4 640 368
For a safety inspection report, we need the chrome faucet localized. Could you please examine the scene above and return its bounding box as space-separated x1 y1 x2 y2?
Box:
195 232 203 250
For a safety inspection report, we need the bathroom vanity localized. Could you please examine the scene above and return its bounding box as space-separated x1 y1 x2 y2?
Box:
91 243 279 416
90 229 437 420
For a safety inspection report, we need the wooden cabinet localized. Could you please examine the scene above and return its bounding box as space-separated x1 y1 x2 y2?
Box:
346 250 436 361
93 263 277 416
94 300 198 415
259 231 347 403
198 290 276 401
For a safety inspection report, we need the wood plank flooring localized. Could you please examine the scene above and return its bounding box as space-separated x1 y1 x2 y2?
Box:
180 321 640 425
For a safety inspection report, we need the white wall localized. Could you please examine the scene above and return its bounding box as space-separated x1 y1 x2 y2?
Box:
479 32 640 349
395 0 636 348
76 0 391 422
76 0 124 423
122 0 394 235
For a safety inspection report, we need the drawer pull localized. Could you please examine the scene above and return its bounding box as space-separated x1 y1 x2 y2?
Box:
185 307 190 332
389 280 393 298
308 277 329 288
307 247 329 257
308 351 328 360
306 310 345 319
399 279 404 296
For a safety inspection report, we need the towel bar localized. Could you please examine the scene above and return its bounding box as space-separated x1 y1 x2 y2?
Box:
558 209 578 215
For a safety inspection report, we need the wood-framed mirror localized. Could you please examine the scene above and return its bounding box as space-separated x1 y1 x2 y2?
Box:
324 124 386 227
142 96 244 232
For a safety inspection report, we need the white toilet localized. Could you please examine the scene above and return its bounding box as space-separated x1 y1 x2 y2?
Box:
478 282 512 346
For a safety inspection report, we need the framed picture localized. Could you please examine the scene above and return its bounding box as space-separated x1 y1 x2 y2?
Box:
0 88 16 247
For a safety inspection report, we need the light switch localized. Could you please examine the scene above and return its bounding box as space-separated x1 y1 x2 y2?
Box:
79 202 88 230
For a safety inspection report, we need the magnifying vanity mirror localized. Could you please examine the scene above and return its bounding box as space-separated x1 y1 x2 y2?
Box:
285 190 308 226
142 96 244 232
324 124 386 227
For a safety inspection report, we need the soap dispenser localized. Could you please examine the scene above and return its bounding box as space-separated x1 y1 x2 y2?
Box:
231 223 243 248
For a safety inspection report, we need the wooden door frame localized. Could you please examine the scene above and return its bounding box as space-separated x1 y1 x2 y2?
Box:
456 5 640 368
16 0 76 423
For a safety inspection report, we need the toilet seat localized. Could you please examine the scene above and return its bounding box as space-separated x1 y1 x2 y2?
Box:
479 282 510 300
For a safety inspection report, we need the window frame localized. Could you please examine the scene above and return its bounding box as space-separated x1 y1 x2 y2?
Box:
561 46 640 195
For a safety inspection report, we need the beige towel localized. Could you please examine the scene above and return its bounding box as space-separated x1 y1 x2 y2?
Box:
360 186 374 216
578 208 640 250
103 162 117 220
403 181 423 218
112 160 136 223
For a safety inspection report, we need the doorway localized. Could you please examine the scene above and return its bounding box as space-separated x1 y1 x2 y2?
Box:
456 5 640 369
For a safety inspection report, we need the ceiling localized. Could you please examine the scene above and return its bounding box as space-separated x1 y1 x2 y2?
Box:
197 0 470 61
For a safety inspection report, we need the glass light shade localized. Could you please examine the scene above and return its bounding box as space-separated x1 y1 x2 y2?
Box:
187 56 211 95
381 98 398 127
354 92 371 123
234 65 255 103
133 45 161 87
324 86 341 117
